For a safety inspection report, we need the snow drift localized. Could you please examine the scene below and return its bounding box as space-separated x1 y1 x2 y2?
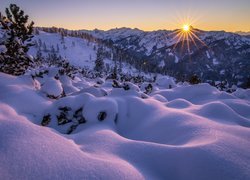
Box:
0 72 250 180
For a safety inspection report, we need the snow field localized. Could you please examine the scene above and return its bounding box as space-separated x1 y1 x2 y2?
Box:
0 71 250 179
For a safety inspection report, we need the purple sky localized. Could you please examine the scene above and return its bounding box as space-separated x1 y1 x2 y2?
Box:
1 0 250 32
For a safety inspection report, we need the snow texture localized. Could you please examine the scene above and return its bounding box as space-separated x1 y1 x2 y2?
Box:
41 78 63 97
0 72 250 180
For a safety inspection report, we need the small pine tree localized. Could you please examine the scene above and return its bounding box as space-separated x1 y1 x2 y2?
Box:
35 47 43 66
61 33 65 44
112 63 118 79
189 74 201 84
49 45 58 63
118 59 122 73
38 38 42 47
94 47 104 73
43 42 47 52
0 4 34 75
56 44 60 52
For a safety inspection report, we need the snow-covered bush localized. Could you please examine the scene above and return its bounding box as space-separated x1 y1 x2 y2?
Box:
40 93 93 134
82 97 118 124
96 77 105 85
123 82 140 92
156 76 176 89
41 105 86 134
188 74 201 85
59 75 79 94
74 86 107 97
40 92 118 134
112 80 140 92
41 78 64 99
140 83 153 94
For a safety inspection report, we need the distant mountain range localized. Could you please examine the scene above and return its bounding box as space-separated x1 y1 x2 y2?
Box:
32 27 250 88
235 31 250 36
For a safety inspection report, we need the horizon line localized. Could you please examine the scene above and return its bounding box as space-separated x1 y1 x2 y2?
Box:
34 26 250 34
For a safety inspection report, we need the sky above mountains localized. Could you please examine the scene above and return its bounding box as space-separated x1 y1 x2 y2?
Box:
1 0 250 32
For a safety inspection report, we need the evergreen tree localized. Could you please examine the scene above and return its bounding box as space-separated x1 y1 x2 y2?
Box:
189 74 201 84
112 63 118 79
36 48 42 60
43 42 47 52
38 38 42 47
34 47 43 67
61 33 65 44
0 4 34 75
46 45 59 65
118 59 122 73
94 47 104 73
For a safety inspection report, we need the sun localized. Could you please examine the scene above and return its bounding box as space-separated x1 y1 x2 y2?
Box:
171 22 207 54
170 14 208 53
182 24 190 32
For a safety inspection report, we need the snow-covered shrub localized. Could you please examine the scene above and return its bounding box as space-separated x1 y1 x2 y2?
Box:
141 82 159 93
40 93 93 134
188 74 201 85
59 75 79 94
73 86 107 97
82 97 118 124
112 80 122 88
41 78 64 99
40 92 119 134
31 69 49 79
96 77 105 85
41 114 51 126
123 82 140 92
144 83 153 94
56 106 86 134
112 80 140 92
156 76 176 89
41 105 86 134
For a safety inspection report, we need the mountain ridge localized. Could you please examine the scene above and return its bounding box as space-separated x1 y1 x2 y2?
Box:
31 27 250 88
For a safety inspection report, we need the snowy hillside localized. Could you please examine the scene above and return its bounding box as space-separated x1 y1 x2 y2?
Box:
29 31 97 68
31 27 250 88
86 28 250 88
29 30 141 75
0 68 250 179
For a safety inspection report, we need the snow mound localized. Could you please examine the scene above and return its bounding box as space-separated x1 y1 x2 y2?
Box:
41 78 63 98
59 75 79 94
155 76 176 88
0 73 250 180
233 88 250 100
82 96 118 123
167 98 193 108
151 94 168 102
0 103 143 180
